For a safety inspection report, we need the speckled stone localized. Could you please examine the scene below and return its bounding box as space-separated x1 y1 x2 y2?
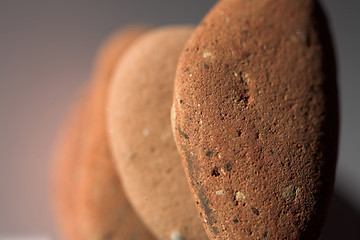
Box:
172 0 339 239
52 27 155 240
107 26 208 240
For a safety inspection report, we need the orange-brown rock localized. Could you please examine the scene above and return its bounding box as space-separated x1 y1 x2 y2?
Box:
172 0 339 239
52 27 155 240
52 90 89 240
107 26 208 240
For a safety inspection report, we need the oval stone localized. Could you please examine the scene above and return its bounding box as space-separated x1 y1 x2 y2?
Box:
107 26 208 240
52 27 155 240
172 0 339 239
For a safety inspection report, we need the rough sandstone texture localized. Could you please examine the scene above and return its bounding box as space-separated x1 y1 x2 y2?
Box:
107 26 208 240
172 0 338 239
52 27 155 240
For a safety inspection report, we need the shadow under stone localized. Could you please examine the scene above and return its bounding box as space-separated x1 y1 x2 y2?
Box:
321 191 360 239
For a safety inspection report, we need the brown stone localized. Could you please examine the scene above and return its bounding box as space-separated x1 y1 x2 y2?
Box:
172 0 339 239
52 27 155 240
52 90 89 240
107 26 208 240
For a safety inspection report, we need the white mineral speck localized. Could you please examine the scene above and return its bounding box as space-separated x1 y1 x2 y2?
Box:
142 128 150 137
171 231 184 240
202 50 212 58
236 191 245 201
124 151 134 159
296 29 307 42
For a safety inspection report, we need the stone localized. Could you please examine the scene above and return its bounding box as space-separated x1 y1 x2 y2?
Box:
52 27 155 240
172 0 339 239
107 26 208 240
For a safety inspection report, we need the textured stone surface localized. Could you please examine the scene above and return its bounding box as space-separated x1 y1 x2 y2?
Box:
172 0 339 239
107 26 208 240
52 27 155 240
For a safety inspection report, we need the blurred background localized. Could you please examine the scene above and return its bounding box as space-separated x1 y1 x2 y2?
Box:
0 0 359 239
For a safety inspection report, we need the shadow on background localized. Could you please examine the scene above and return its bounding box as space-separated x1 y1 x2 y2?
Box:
322 191 360 239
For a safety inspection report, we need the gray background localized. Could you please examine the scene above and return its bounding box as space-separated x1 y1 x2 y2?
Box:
0 0 359 239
